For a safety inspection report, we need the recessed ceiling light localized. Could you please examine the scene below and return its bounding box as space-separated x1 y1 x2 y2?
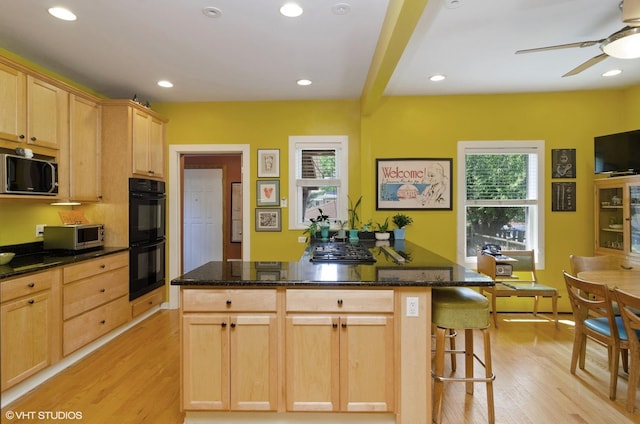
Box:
202 7 222 18
297 79 312 86
280 3 303 17
602 69 622 77
157 80 174 88
48 7 77 21
429 74 446 82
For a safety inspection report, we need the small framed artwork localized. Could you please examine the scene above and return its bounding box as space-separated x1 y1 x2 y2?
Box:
255 208 281 231
258 149 280 178
552 149 576 178
256 180 280 206
552 182 576 211
376 158 453 210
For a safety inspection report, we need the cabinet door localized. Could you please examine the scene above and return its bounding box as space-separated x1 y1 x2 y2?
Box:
0 292 51 391
182 314 230 410
26 75 67 150
132 109 151 176
285 315 340 411
340 315 394 412
69 94 101 201
595 180 625 255
229 314 278 411
148 116 165 178
628 182 640 258
0 62 26 144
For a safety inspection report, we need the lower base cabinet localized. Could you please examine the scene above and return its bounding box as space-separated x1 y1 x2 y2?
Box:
181 289 278 411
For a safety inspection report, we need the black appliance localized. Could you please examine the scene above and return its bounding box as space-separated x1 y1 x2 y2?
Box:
129 178 166 300
0 154 58 195
594 129 640 174
310 242 376 264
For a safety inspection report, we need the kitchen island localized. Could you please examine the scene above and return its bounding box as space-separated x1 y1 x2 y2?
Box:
171 240 493 424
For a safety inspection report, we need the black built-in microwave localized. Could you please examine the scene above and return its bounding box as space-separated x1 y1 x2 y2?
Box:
0 154 58 195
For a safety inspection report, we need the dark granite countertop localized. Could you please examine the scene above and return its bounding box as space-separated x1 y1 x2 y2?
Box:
0 246 129 280
171 240 493 288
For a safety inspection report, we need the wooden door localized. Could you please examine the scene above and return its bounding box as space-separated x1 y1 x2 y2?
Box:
0 292 51 391
339 315 395 412
285 315 340 411
26 75 66 151
229 314 278 411
182 314 229 410
0 62 26 144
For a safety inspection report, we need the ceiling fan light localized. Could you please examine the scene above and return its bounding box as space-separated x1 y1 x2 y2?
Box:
601 27 640 59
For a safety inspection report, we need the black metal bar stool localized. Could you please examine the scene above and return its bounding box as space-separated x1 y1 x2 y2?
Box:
432 287 495 424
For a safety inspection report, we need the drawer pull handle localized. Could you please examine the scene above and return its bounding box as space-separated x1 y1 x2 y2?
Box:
100 288 106 293
100 264 106 269
27 282 35 288
341 322 347 328
226 299 232 306
337 299 343 306
221 322 227 328
28 299 35 304
332 323 338 329
148 301 154 305
230 322 236 328
100 320 106 324
30 136 37 142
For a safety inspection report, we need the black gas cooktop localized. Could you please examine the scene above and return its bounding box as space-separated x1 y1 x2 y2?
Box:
310 242 376 264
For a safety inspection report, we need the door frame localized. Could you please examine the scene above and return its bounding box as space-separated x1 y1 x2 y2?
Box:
168 144 250 309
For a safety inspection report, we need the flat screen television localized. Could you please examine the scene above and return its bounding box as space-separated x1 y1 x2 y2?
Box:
594 129 640 175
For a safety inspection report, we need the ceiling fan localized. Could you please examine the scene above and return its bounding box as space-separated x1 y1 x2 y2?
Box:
516 0 640 77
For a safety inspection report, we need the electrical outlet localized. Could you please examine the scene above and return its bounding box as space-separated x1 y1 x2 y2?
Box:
298 236 307 243
36 224 46 238
406 297 419 317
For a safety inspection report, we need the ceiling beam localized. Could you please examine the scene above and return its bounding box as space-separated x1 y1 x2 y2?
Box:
360 0 429 116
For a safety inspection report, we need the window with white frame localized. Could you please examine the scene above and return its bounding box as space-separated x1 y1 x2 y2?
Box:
288 136 348 229
456 141 545 267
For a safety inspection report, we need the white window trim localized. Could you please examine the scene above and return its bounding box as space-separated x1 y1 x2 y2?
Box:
288 135 349 230
456 140 545 268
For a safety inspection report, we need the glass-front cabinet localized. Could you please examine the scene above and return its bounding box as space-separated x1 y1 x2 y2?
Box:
594 175 640 263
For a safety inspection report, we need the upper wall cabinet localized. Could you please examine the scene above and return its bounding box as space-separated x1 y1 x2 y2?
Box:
0 61 68 156
102 100 167 181
69 94 102 202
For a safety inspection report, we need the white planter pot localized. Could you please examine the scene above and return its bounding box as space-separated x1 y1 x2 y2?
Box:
375 232 390 240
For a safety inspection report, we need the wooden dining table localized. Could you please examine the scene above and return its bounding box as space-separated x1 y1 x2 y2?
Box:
577 270 640 296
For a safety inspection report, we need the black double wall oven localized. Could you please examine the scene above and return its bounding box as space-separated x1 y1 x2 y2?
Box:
129 178 166 301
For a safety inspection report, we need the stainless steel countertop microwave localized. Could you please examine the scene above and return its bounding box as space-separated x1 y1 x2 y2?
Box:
43 224 105 251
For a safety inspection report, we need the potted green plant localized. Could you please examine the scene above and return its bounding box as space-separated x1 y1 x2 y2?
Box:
348 195 362 241
392 213 413 240
335 220 347 240
304 209 330 240
375 217 391 240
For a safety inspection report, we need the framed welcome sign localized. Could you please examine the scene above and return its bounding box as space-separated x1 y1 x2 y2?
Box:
376 158 453 210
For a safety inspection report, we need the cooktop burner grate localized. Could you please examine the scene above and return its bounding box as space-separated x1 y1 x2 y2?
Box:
310 242 376 264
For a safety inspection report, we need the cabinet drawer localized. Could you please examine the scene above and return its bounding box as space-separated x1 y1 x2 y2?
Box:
182 289 277 312
131 287 164 318
63 267 128 320
1 269 58 303
63 252 128 284
286 289 394 313
63 295 130 356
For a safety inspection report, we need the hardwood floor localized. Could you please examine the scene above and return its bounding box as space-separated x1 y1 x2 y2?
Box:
1 310 638 423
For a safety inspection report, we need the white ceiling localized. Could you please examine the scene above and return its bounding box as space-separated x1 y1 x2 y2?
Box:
0 0 638 104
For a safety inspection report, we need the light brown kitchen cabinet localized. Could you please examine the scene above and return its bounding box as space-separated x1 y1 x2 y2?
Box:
0 269 61 391
284 289 395 412
0 60 67 154
181 289 278 411
594 175 640 266
132 109 165 178
131 286 164 318
62 252 130 356
67 93 102 202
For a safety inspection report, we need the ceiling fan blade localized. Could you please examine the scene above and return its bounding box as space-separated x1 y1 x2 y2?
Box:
562 53 609 77
623 0 640 26
516 39 602 54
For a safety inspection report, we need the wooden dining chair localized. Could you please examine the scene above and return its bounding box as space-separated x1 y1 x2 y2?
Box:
568 254 623 275
562 271 628 400
612 288 640 413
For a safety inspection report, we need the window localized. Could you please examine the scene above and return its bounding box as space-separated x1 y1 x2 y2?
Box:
456 141 545 267
288 136 348 229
